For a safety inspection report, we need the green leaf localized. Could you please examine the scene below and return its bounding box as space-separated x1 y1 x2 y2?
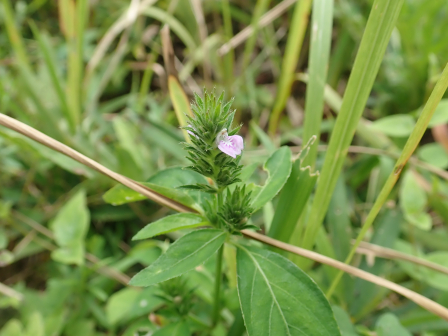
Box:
23 312 45 336
369 115 415 137
417 143 448 169
133 213 209 240
302 0 405 250
399 171 432 230
268 143 318 244
375 313 411 336
106 287 162 326
250 147 292 211
50 190 89 265
113 116 147 170
152 321 190 336
395 240 448 291
302 0 334 167
103 167 211 210
129 229 226 287
428 99 448 127
332 306 359 336
236 245 341 336
0 319 23 336
425 252 448 290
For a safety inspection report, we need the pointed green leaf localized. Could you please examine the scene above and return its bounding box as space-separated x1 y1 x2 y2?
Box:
369 114 415 137
129 229 226 287
236 245 341 336
133 213 209 240
400 171 432 230
50 190 89 265
106 287 162 326
250 147 292 211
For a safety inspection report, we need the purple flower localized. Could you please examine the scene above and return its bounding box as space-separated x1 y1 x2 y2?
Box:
216 129 244 158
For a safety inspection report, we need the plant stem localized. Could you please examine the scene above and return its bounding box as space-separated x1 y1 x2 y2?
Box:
212 245 224 326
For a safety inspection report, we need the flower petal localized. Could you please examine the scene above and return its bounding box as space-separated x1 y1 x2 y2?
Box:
218 141 237 158
229 135 244 150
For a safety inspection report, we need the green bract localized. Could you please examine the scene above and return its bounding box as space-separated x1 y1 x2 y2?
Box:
182 91 243 190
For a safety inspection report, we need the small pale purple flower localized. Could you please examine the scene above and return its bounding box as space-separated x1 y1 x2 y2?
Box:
216 129 244 158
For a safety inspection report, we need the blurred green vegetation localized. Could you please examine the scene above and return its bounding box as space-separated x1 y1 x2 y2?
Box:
1 0 448 335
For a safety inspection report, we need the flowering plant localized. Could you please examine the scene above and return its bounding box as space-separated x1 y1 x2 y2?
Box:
181 91 255 233
116 90 338 335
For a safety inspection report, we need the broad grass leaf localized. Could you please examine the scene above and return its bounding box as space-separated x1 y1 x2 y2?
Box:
250 147 292 211
133 213 209 240
129 229 226 287
375 313 411 336
106 287 162 326
369 114 415 137
152 321 190 336
236 245 341 336
50 190 89 265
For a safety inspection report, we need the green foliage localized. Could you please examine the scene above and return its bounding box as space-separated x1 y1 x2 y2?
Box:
133 213 208 240
375 313 411 336
50 190 90 265
2 0 448 335
236 244 341 336
129 229 227 287
400 171 432 230
250 146 292 212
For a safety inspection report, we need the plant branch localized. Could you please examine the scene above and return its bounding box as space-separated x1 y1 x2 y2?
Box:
241 230 448 322
355 240 448 276
2 112 448 321
0 113 193 214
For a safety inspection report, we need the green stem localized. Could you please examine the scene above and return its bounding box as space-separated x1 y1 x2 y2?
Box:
212 245 224 326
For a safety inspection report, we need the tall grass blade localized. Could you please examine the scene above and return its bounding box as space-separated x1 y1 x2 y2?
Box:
1 0 31 70
268 0 311 136
29 22 73 131
221 0 235 94
327 61 448 298
168 77 193 142
302 0 334 168
301 0 405 255
241 0 271 70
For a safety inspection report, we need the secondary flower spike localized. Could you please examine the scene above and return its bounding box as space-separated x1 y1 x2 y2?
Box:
216 128 244 158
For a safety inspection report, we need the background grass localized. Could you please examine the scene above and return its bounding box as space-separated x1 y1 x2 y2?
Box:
1 0 448 335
